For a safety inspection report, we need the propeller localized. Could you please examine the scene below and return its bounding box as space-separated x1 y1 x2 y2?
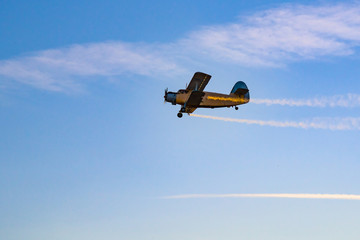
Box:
164 88 168 103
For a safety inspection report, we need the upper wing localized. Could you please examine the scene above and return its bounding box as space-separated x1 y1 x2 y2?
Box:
186 72 212 92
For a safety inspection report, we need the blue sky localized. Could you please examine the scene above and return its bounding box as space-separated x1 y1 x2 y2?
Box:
1 0 360 239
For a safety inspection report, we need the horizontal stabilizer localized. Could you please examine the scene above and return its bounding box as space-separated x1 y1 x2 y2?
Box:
234 88 249 95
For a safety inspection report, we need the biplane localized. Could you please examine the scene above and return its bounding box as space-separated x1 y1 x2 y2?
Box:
164 72 250 118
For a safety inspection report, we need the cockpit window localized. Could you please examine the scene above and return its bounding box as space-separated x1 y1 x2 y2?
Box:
178 89 187 93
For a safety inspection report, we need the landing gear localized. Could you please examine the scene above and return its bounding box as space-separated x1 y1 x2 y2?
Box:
177 112 183 118
235 106 239 110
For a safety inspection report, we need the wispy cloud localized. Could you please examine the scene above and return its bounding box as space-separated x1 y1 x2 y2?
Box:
0 42 184 92
163 193 360 200
190 114 360 130
252 94 360 107
1 4 360 91
182 3 360 66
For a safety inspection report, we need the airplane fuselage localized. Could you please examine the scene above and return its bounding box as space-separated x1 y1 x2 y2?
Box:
175 90 249 108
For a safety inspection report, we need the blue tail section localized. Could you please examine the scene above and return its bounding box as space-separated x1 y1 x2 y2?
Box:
231 81 250 100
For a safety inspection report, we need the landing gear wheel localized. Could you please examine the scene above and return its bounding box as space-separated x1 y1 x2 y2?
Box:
177 112 183 118
235 106 239 110
180 107 186 112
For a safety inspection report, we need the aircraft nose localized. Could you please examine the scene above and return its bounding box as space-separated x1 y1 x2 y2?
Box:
164 92 177 105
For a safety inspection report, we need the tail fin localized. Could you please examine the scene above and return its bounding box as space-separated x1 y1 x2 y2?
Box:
231 81 249 95
231 81 250 103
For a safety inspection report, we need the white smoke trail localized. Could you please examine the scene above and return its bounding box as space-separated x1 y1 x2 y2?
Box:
252 94 360 107
190 114 360 130
163 193 360 200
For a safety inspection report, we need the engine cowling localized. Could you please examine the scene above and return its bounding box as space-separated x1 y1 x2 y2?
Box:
164 92 177 105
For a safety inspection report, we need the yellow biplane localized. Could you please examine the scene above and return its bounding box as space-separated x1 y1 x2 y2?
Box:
164 72 250 118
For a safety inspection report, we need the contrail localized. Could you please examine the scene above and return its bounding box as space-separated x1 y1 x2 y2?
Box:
252 94 360 107
190 114 360 130
163 193 360 200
